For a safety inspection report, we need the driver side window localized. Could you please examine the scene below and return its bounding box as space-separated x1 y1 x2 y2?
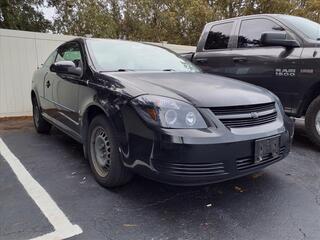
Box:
56 42 83 68
238 19 287 48
43 50 57 67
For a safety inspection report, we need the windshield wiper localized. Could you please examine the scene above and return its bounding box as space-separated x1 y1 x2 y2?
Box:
100 69 135 73
117 69 135 72
162 69 175 71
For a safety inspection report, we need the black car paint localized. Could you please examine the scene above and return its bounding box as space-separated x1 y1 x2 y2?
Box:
32 38 293 186
186 14 320 118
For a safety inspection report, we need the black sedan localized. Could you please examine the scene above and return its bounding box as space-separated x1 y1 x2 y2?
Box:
31 38 294 187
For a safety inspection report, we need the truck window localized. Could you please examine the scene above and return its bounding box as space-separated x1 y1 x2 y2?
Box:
238 19 285 48
204 22 233 50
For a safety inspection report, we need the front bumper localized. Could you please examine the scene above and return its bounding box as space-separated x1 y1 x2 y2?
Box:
121 108 294 186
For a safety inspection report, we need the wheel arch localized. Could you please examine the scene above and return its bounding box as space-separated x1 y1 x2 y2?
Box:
31 90 38 104
298 82 320 117
31 89 42 111
81 104 108 140
81 103 127 159
81 103 126 140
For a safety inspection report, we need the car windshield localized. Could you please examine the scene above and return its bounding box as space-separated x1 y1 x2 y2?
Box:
86 39 199 72
279 15 320 40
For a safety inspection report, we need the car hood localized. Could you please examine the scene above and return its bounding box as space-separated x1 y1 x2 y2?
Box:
104 72 275 107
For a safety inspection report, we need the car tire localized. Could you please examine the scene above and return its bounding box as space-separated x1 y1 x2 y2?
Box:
305 95 320 148
87 115 132 187
32 97 51 134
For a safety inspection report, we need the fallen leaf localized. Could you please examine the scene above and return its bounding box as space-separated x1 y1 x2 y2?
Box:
252 172 264 179
123 224 138 227
234 185 246 193
217 190 223 195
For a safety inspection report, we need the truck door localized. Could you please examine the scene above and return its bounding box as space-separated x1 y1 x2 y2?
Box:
229 18 303 113
193 21 237 79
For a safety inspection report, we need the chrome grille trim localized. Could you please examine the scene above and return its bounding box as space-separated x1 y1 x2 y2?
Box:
210 102 278 128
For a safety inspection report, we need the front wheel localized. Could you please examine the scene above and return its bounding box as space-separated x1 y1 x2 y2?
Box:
87 115 132 187
32 97 51 134
305 95 320 148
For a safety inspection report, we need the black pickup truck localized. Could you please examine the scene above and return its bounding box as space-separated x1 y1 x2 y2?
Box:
183 14 320 147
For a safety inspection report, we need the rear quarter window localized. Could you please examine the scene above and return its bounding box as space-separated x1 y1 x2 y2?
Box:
204 22 234 50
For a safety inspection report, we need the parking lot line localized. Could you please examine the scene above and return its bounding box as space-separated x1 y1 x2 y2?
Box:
0 138 83 240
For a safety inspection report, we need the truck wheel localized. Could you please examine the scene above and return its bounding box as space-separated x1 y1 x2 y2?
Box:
87 115 132 187
305 96 320 148
32 97 51 134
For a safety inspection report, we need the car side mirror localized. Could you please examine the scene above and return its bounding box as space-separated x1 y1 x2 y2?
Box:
261 32 300 48
50 61 82 76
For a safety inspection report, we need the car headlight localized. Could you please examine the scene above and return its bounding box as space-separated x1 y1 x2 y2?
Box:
131 95 207 129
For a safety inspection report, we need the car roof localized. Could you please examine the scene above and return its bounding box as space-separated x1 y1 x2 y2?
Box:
208 13 290 23
64 37 145 45
62 38 176 54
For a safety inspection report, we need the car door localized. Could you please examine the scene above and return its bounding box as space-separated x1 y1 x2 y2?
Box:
193 21 237 78
229 17 303 113
45 42 83 133
40 50 57 117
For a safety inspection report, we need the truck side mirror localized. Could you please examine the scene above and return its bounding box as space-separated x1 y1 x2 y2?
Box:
261 32 300 48
50 61 82 76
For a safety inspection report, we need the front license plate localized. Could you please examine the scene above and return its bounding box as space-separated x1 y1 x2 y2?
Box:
254 136 280 163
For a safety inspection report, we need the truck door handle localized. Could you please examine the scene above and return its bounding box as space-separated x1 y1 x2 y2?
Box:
195 58 208 63
46 80 51 88
233 57 247 63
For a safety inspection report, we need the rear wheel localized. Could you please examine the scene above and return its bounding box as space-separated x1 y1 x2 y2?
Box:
305 95 320 148
87 115 132 187
32 97 51 134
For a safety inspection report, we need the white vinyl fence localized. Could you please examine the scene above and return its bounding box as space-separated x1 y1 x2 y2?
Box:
0 29 195 117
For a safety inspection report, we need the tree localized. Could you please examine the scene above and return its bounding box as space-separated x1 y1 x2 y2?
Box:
291 0 320 22
0 0 50 32
121 0 215 45
243 0 293 15
161 0 216 45
35 0 320 44
48 0 119 38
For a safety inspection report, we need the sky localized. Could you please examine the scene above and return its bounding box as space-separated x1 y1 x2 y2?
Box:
42 4 56 22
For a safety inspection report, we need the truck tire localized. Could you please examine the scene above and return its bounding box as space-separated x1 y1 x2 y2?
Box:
32 97 51 134
305 95 320 148
87 115 132 187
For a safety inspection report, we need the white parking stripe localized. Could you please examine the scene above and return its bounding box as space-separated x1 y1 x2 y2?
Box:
29 227 82 240
0 138 83 240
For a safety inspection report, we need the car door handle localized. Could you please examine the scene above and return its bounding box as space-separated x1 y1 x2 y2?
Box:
195 58 208 64
46 80 51 88
233 57 247 63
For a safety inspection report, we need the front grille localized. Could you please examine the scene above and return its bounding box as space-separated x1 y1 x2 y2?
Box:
154 162 228 177
236 146 286 171
211 102 277 128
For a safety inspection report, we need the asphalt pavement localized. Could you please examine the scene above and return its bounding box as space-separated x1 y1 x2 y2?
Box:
0 118 319 240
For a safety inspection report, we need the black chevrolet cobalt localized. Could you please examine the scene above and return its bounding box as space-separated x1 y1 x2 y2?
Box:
31 38 294 187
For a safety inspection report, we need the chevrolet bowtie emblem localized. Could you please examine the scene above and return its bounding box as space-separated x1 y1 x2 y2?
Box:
250 112 259 119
